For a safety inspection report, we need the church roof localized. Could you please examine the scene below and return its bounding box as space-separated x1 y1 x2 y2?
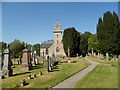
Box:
53 20 62 30
41 40 53 48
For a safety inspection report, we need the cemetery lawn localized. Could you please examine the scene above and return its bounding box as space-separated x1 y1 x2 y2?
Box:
87 56 118 65
2 58 90 88
75 65 118 88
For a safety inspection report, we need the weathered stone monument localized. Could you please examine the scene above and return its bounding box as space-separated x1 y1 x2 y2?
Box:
21 44 31 71
0 51 2 78
46 55 50 72
68 47 70 60
106 53 109 60
98 53 100 57
2 44 13 77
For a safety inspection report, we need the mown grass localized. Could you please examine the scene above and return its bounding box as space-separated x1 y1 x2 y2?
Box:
87 56 118 65
75 65 118 88
2 58 90 88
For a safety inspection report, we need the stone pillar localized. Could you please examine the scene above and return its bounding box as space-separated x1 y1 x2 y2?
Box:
21 44 30 71
92 48 94 56
0 52 2 71
106 53 109 60
32 51 36 66
3 44 13 77
93 53 96 56
0 52 2 78
76 53 78 58
68 47 70 60
46 55 50 72
98 53 100 57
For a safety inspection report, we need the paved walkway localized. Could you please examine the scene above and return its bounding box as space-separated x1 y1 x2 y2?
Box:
52 58 99 88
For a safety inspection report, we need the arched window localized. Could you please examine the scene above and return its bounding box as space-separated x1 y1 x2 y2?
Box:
56 47 59 52
57 34 58 37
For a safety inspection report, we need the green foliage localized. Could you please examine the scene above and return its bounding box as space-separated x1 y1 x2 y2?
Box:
88 34 99 53
80 32 91 56
97 11 120 56
63 27 80 57
32 43 40 56
9 39 25 59
0 42 6 53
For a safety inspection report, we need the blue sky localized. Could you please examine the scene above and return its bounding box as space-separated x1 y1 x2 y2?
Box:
2 2 118 45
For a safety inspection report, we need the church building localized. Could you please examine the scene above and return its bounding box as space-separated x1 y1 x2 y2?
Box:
40 21 66 57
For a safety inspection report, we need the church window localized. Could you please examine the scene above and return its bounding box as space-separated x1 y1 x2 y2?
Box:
57 34 58 37
57 40 58 43
56 47 59 52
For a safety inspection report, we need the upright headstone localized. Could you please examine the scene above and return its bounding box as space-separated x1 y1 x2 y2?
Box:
34 51 38 65
2 44 13 77
98 53 100 57
46 55 50 72
118 55 120 59
32 51 35 66
21 44 30 71
19 56 22 64
106 53 109 60
0 52 2 71
76 53 78 58
94 53 96 56
92 48 94 56
68 47 70 60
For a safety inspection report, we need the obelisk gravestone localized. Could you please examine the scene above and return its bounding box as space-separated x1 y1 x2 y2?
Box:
21 44 30 71
3 44 13 77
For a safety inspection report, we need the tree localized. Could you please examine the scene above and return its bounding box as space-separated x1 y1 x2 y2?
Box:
97 11 120 57
32 43 40 56
80 32 91 56
63 27 80 57
9 39 25 59
0 42 6 52
88 34 99 54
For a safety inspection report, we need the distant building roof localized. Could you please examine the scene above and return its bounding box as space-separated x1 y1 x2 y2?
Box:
41 40 54 48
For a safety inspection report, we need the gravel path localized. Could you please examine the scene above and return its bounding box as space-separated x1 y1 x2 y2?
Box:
52 58 99 88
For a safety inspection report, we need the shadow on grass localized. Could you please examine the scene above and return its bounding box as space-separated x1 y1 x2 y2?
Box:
51 65 59 72
30 63 44 70
12 72 31 76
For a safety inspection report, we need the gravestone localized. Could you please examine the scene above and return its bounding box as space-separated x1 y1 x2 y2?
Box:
93 53 96 56
27 75 31 79
21 44 30 71
2 44 13 77
98 53 100 57
21 79 27 86
19 56 22 64
35 58 38 65
118 55 120 59
33 51 38 65
46 55 50 72
106 53 109 60
49 57 52 71
33 73 36 77
0 52 2 79
76 53 78 58
39 71 42 76
32 52 35 66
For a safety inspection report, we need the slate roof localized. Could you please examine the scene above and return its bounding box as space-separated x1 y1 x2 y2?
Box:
41 40 54 48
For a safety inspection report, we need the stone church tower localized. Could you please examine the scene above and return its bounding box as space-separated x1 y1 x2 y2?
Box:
40 20 66 57
48 20 66 57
